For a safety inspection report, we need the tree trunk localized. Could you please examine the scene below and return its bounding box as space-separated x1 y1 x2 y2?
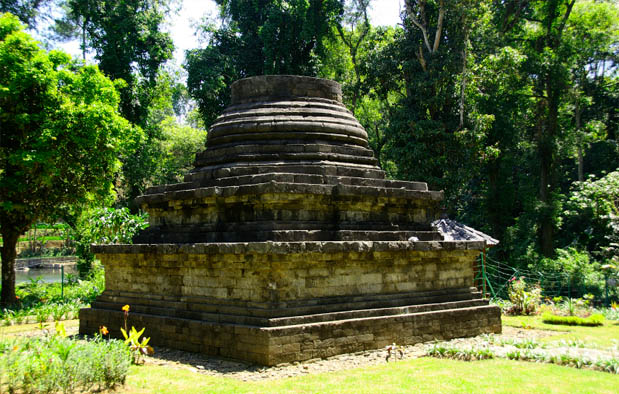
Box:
1 229 19 306
575 101 583 182
538 81 559 258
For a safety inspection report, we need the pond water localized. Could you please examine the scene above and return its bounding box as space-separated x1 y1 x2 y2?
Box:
16 266 78 284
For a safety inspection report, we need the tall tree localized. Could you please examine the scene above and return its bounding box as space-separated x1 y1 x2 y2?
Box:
0 13 136 304
377 0 488 209
54 0 174 204
334 0 371 114
0 0 51 26
496 0 578 257
57 0 174 126
186 0 344 127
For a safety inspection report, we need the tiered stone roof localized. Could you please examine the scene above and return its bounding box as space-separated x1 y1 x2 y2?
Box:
134 75 446 244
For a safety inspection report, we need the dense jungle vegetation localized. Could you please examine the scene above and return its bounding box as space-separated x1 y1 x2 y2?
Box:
0 0 617 305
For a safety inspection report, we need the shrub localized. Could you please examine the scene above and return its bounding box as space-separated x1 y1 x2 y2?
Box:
0 335 131 392
542 312 605 326
535 248 606 299
70 207 148 276
507 277 542 315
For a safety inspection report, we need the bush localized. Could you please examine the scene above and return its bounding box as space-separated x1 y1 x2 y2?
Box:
70 207 148 277
507 277 541 315
0 334 131 392
542 312 605 326
535 248 607 299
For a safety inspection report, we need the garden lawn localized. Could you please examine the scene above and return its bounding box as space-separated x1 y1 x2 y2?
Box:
502 315 619 347
124 358 619 394
0 319 79 337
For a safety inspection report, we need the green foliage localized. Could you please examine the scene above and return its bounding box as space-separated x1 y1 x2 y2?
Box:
120 326 154 364
69 207 148 276
428 331 618 375
542 312 605 327
560 172 619 262
427 343 495 361
0 0 52 26
152 116 206 185
374 0 490 210
186 0 344 127
0 264 104 325
0 13 137 304
0 334 132 392
506 277 542 315
52 1 178 205
57 0 173 126
535 247 606 298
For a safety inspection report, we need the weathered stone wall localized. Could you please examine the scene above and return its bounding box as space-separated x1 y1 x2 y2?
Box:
80 301 500 366
136 185 443 243
95 241 480 306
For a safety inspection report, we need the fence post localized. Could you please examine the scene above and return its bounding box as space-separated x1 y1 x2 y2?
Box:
482 250 487 298
61 265 64 299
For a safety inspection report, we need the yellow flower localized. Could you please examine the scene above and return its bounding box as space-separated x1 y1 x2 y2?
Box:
122 305 130 312
99 325 109 335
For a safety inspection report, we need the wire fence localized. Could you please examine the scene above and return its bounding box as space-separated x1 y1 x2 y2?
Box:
474 253 603 301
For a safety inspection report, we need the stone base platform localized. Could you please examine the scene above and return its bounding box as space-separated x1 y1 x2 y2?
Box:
80 300 500 366
79 241 501 365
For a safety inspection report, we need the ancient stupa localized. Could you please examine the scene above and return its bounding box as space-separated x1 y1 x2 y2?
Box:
80 75 501 365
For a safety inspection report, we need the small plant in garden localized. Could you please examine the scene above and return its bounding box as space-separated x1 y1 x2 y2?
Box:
427 343 495 361
35 305 50 326
507 277 542 315
429 339 619 375
500 338 544 349
557 339 587 348
120 305 154 364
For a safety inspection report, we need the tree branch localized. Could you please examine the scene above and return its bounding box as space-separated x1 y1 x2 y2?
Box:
417 44 427 71
432 0 445 52
406 1 432 52
557 0 576 39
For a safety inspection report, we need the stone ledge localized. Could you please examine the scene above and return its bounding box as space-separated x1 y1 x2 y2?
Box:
185 163 386 182
79 303 501 366
145 173 428 195
230 75 342 104
136 181 443 206
91 240 486 255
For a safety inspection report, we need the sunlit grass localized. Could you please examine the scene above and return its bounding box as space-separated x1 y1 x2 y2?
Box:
502 315 619 347
123 358 619 394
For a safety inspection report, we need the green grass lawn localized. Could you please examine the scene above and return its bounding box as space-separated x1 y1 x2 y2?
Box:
3 315 617 393
124 358 619 394
0 319 79 337
121 315 619 393
502 315 619 347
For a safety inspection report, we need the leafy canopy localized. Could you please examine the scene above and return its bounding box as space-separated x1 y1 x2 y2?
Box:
0 12 137 303
185 0 344 127
0 12 137 228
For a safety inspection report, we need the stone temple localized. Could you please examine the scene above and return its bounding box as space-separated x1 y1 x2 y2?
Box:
80 75 501 365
